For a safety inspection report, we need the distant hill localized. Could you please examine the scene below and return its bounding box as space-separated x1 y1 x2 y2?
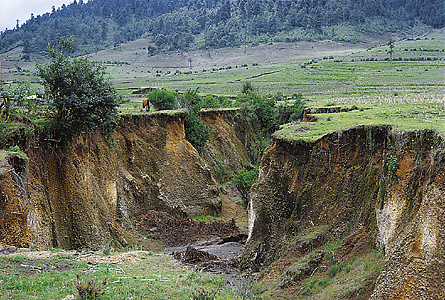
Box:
0 0 443 57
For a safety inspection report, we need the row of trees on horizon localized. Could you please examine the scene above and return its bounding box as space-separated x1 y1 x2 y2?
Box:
0 0 443 57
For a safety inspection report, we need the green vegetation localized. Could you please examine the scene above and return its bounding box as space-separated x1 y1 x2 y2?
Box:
9 145 19 153
73 275 107 300
275 103 445 142
234 167 259 206
95 28 444 108
239 87 277 135
0 107 9 128
257 234 384 299
191 213 221 223
236 82 305 136
275 93 305 125
385 154 399 180
295 250 383 299
0 251 244 300
1 0 442 56
214 159 227 183
36 37 121 139
0 79 36 117
146 88 178 111
180 89 212 154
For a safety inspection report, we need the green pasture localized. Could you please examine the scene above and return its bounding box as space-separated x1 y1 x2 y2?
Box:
110 29 444 107
0 251 243 300
274 103 445 142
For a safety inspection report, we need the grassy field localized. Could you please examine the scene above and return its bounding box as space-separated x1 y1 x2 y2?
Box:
275 103 445 142
111 28 443 118
1 27 443 145
0 250 245 300
106 28 443 101
1 28 443 106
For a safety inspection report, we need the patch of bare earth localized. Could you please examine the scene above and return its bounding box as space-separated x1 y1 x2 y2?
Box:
136 210 242 247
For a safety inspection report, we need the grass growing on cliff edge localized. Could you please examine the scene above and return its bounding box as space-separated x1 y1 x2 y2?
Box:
0 251 242 300
274 103 445 142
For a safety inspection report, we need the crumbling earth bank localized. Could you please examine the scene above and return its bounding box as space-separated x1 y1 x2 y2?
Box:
242 126 445 299
0 110 255 251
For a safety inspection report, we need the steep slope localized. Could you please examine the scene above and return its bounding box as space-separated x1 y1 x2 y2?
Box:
0 109 256 250
241 125 444 299
0 152 32 247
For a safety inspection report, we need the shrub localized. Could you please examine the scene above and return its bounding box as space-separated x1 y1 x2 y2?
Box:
181 89 211 153
201 95 220 109
0 107 10 128
180 88 202 111
214 159 227 183
73 274 107 300
216 96 233 108
275 95 304 125
185 112 211 153
238 90 277 135
234 167 259 206
9 145 20 152
241 81 256 94
36 37 120 139
146 88 178 111
0 79 36 116
386 154 398 180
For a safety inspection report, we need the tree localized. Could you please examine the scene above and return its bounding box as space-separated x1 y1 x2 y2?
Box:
235 167 259 207
238 82 277 134
180 89 211 154
241 80 256 94
274 93 305 125
146 88 178 111
387 34 395 61
36 37 120 138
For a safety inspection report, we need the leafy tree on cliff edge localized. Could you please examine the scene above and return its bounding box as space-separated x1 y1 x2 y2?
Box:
180 88 211 154
36 37 121 139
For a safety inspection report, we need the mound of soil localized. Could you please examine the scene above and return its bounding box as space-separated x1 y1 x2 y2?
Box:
136 211 240 246
173 246 219 264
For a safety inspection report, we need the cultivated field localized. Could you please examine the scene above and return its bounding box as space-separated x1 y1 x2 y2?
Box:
0 27 443 134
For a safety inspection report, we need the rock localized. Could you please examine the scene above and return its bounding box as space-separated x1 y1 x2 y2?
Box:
5 246 17 253
173 246 219 264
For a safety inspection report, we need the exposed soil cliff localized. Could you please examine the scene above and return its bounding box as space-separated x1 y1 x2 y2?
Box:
241 125 444 299
0 152 32 247
0 109 256 250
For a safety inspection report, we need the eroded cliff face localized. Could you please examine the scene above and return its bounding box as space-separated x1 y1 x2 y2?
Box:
241 126 444 299
0 110 255 250
0 153 31 247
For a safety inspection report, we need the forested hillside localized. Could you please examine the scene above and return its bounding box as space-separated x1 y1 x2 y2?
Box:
0 0 443 57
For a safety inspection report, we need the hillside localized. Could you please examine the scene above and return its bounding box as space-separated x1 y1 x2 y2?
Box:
0 0 443 57
1 27 443 102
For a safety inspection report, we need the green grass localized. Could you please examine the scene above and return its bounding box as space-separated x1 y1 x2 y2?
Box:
111 28 443 107
274 103 445 142
297 251 383 300
2 29 443 116
113 29 444 115
191 213 221 223
0 251 243 299
258 239 384 300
